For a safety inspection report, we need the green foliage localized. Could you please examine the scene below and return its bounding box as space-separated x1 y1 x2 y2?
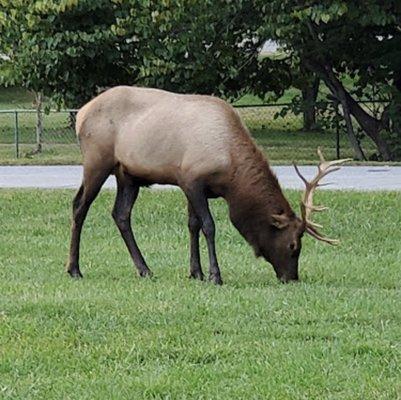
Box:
0 1 287 107
0 0 134 107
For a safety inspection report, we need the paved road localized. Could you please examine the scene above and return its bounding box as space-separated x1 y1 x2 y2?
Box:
0 165 400 191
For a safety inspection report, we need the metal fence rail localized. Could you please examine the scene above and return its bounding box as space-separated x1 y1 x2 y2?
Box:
0 109 79 161
0 103 380 163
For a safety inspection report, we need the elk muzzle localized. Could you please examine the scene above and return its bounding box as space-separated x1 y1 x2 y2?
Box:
271 257 300 283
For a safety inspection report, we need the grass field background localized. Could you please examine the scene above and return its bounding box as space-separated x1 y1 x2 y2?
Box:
1 188 400 399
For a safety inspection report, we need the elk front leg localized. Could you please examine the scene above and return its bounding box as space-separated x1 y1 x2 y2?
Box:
187 202 204 280
112 174 152 278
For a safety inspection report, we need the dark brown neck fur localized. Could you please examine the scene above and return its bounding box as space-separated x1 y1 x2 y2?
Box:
225 124 295 248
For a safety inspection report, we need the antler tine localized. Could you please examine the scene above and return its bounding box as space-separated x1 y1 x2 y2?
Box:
304 204 328 212
313 167 341 184
294 148 350 245
306 225 340 245
306 220 323 229
318 147 352 173
293 162 310 187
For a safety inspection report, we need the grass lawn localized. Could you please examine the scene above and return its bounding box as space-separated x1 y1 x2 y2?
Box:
0 87 35 110
0 144 81 165
233 88 300 106
1 189 400 399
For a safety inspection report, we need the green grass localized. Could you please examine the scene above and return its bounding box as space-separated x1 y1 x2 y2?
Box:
0 102 80 164
0 129 372 166
0 129 393 166
234 87 300 106
0 87 35 110
0 144 81 165
253 128 377 164
1 189 400 399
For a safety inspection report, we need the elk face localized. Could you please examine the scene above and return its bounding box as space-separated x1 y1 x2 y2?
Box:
266 148 350 283
265 214 305 283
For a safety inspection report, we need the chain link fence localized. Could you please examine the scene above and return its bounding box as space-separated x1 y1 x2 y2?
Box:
0 109 79 164
235 102 377 162
0 103 379 164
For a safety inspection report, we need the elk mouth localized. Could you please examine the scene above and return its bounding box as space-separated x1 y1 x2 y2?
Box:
261 252 300 283
278 272 299 283
271 260 299 283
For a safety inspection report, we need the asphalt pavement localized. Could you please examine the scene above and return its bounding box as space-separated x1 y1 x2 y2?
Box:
0 165 400 191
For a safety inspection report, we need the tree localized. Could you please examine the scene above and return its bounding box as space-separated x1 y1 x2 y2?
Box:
300 75 319 131
112 0 289 99
0 0 287 108
0 0 137 108
289 64 320 131
257 0 401 160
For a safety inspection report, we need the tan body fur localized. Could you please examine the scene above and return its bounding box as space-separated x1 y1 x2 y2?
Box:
77 86 244 193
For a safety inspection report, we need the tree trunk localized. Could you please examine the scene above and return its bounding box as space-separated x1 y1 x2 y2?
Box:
340 102 366 161
310 66 365 160
321 66 392 161
307 60 393 160
342 89 391 160
302 77 319 130
304 22 393 160
35 92 43 153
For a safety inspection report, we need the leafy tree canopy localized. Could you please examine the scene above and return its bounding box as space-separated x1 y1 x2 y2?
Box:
0 0 287 107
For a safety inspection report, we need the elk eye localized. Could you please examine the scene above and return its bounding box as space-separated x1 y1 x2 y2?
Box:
289 242 295 251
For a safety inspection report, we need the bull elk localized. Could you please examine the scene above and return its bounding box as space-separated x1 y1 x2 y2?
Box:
67 86 348 284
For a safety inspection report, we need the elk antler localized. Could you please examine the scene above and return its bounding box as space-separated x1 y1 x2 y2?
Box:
294 147 351 245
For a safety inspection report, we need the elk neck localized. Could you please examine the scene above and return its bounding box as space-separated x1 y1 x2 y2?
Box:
224 134 295 248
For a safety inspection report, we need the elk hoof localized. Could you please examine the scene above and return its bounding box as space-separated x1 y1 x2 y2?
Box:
68 268 83 279
209 274 223 285
189 270 204 281
139 269 153 278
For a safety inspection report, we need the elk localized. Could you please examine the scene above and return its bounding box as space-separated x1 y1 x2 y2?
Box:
67 86 348 284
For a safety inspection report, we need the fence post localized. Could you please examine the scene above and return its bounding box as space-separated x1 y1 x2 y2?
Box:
35 92 43 153
14 111 19 158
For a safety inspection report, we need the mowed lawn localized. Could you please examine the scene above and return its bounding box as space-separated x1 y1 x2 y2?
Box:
0 189 400 399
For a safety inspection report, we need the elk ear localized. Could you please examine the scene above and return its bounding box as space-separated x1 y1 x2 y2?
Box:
271 214 290 229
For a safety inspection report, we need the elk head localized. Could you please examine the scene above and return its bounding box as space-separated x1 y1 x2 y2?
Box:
267 148 350 283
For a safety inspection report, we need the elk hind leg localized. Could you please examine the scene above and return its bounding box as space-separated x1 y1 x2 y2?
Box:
183 182 222 285
187 201 204 280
